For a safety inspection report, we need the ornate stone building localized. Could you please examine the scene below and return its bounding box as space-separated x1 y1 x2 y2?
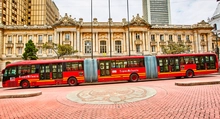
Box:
0 13 216 71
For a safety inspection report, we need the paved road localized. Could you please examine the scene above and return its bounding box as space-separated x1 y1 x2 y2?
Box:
0 75 220 119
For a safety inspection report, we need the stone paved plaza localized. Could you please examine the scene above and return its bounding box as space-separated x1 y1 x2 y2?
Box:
0 74 220 119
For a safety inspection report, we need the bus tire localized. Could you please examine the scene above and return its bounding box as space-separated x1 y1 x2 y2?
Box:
68 77 78 86
129 73 139 82
20 80 30 89
186 70 194 78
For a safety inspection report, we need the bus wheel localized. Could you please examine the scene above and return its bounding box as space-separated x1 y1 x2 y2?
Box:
21 80 30 88
186 70 194 78
129 73 139 82
68 77 78 86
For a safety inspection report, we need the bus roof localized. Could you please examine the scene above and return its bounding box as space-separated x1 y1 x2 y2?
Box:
6 59 84 68
156 53 217 58
96 56 145 60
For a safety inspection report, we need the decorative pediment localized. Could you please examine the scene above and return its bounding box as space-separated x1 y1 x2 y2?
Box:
197 20 209 25
130 14 150 26
53 13 78 26
193 20 212 28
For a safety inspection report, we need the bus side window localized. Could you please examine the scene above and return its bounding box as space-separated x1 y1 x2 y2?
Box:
180 57 186 65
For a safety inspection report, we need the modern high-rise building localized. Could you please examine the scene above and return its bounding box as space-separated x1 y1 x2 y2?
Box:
0 0 59 26
142 0 171 25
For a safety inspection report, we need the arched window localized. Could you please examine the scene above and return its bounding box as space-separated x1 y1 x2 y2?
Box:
115 41 121 53
85 41 91 53
100 41 106 53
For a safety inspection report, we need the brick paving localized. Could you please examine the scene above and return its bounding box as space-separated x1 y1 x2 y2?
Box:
0 74 220 119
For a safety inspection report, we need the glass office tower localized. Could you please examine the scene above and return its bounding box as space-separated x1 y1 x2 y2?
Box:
143 0 171 24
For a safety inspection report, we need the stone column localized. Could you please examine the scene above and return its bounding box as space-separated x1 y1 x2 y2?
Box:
198 34 201 53
132 32 135 51
0 30 3 58
126 31 129 55
207 34 212 52
70 32 73 47
74 32 77 51
156 34 160 53
13 35 17 55
3 35 6 55
80 32 83 53
193 31 198 53
92 32 95 54
95 32 99 52
142 32 145 51
147 31 150 53
123 32 126 52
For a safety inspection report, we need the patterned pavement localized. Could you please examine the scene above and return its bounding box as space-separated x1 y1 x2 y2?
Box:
0 74 220 119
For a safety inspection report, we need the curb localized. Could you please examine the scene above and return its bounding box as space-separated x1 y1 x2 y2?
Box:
0 91 42 99
175 81 220 86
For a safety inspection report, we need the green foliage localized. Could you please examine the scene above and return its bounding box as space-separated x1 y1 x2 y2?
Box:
43 42 77 59
162 42 190 54
22 40 38 60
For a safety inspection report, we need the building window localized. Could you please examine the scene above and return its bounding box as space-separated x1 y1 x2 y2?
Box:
136 45 141 53
178 35 181 41
38 47 42 54
186 35 190 41
38 35 42 43
201 46 205 52
18 47 22 54
8 36 12 43
115 41 122 53
201 35 205 41
48 35 52 43
100 41 107 53
28 35 32 40
48 49 52 54
136 33 140 40
18 36 22 43
169 35 172 41
7 48 12 54
151 46 156 52
85 41 91 53
65 33 70 40
151 35 155 41
160 35 164 41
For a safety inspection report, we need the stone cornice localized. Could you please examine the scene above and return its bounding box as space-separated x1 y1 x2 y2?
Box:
3 25 53 30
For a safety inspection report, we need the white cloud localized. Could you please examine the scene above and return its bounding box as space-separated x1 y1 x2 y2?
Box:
53 0 217 25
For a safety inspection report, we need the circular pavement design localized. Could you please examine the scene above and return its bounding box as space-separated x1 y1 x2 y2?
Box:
66 86 157 104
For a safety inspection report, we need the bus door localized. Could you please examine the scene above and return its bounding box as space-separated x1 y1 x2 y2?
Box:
99 61 111 77
39 64 50 80
2 66 18 87
169 57 180 72
205 55 216 70
195 56 205 70
158 58 169 77
51 63 63 84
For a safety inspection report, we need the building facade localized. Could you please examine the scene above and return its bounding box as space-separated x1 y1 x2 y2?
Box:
0 0 59 26
208 1 220 57
0 14 216 71
142 0 171 25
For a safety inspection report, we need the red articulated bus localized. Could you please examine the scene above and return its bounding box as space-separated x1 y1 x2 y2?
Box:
156 53 219 79
1 53 219 88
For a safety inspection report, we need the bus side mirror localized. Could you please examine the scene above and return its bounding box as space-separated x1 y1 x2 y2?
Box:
1 69 5 74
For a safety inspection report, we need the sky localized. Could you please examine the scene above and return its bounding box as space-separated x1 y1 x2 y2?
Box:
53 0 218 25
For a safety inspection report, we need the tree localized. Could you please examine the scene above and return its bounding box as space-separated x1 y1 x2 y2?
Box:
22 40 38 60
43 42 77 59
162 42 190 54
